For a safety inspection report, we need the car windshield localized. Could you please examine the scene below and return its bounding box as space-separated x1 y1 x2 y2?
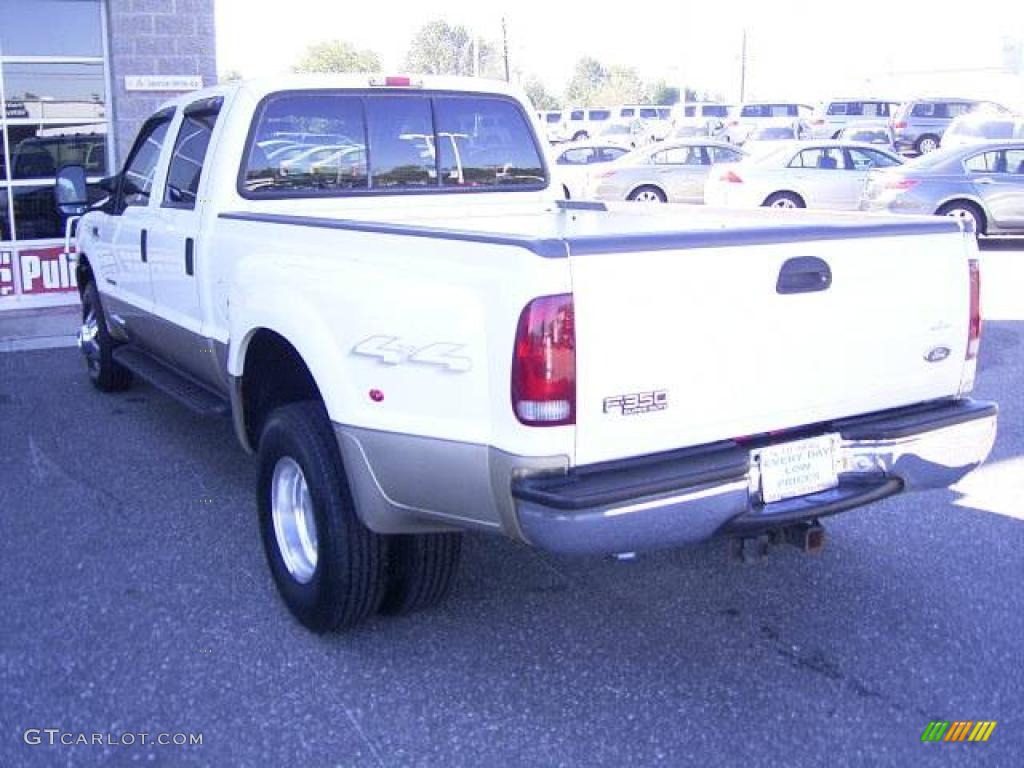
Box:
754 126 795 140
959 121 1014 138
902 147 962 169
848 130 888 143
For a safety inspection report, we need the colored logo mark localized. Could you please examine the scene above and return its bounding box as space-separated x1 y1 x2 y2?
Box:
921 721 996 742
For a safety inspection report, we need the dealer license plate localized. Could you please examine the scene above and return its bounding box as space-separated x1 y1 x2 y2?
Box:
755 434 840 504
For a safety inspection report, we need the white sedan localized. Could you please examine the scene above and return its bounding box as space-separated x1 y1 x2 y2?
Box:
551 141 633 199
704 140 903 210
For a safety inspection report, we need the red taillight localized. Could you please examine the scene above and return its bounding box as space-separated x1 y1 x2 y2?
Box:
967 258 981 360
511 294 576 426
721 170 743 183
384 76 411 86
892 121 907 129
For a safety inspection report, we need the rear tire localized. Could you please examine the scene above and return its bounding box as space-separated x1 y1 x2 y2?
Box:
628 185 667 203
80 281 132 392
257 401 387 632
572 131 588 141
763 192 805 209
937 200 986 235
379 533 463 615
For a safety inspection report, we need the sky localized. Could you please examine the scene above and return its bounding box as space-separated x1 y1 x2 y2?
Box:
215 0 1024 107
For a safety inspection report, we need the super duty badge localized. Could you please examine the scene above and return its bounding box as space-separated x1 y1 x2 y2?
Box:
603 390 668 416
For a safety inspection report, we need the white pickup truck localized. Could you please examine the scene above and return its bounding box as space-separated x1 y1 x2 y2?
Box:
55 75 997 633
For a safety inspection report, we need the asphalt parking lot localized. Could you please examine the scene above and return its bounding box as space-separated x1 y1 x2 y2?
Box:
1 242 1022 767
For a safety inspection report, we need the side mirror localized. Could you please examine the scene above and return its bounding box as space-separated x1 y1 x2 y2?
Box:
55 165 88 216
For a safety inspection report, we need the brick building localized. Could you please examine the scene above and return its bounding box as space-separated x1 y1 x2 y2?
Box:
0 0 216 309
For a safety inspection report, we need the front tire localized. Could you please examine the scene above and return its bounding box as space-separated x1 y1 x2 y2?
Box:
80 281 132 392
258 401 387 632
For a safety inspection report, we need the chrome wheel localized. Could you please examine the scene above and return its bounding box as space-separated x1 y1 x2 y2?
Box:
770 197 798 209
271 457 319 584
917 136 939 154
79 306 101 374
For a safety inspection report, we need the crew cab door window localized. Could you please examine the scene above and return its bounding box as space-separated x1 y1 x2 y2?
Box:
163 98 222 208
120 114 173 208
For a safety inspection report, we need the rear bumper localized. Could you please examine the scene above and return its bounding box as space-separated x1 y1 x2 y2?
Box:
513 399 997 555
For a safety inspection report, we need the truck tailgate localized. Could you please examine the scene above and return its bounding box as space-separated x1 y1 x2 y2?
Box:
570 226 972 466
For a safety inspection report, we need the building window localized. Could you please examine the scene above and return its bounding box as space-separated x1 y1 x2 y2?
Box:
0 0 105 57
1 0 109 303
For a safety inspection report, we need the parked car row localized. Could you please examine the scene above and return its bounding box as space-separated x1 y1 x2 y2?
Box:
541 96 1020 158
553 134 1024 236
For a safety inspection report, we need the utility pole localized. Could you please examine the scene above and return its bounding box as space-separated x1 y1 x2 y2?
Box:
502 17 510 82
739 28 747 102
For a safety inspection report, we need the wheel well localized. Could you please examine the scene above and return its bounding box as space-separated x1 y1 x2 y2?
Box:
629 184 666 200
936 199 987 234
76 255 94 296
241 330 324 448
763 191 805 206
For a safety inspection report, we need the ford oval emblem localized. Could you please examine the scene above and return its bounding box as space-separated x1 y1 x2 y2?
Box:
925 346 951 363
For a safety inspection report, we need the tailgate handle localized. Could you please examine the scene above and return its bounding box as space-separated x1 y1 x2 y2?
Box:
777 256 831 294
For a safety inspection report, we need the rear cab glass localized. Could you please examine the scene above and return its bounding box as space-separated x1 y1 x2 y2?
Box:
240 90 547 197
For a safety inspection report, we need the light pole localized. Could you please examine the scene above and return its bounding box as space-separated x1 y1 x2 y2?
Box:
739 28 748 102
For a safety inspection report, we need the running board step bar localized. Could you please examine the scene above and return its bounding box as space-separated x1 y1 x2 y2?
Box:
112 345 229 417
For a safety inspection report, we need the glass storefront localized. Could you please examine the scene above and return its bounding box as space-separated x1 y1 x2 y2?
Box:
0 0 109 305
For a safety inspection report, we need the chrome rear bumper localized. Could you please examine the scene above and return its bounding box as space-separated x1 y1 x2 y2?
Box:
513 399 997 555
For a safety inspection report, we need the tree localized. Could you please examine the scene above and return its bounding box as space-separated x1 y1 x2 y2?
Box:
293 40 381 74
648 80 681 106
564 57 608 105
592 66 649 106
521 75 559 110
404 20 501 78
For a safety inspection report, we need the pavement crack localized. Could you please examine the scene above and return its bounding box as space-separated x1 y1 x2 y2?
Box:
342 705 386 767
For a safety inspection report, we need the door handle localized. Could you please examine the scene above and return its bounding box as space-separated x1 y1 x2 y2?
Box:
777 256 831 294
140 228 148 263
974 177 995 185
185 238 195 276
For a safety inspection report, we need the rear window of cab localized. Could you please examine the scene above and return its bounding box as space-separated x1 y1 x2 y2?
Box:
240 91 548 198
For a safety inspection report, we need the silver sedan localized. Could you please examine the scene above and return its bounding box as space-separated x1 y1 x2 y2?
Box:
587 140 745 203
860 141 1024 235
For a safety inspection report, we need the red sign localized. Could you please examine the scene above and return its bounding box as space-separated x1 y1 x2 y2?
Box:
0 251 14 297
18 246 78 295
